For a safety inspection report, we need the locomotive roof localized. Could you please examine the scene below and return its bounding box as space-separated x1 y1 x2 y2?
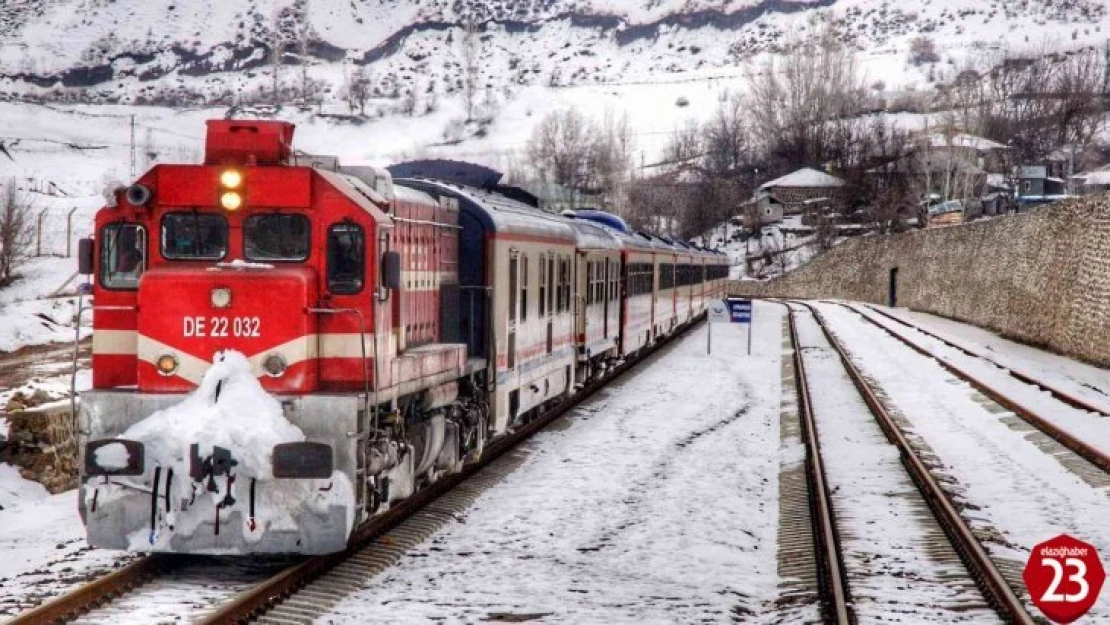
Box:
393 179 577 243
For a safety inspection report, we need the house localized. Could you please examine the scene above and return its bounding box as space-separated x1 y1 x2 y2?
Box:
1071 167 1110 195
738 190 784 228
757 168 846 218
919 132 1009 173
1015 166 1069 206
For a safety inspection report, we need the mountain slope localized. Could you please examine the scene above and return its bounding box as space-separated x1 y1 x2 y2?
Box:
1 0 1106 104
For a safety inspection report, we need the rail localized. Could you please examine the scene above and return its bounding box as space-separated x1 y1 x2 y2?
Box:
857 303 1110 418
792 301 1035 625
785 305 852 624
837 302 1110 475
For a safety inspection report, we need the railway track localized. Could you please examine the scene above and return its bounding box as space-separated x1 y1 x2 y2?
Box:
836 301 1110 478
785 301 1034 624
785 304 851 623
8 319 701 625
858 303 1110 418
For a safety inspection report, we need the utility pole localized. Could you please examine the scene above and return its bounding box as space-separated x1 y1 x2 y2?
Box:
129 114 136 180
1102 39 1110 111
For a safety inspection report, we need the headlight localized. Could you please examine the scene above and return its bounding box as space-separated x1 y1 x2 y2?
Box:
220 191 242 211
156 354 179 376
211 287 232 308
220 169 243 189
262 353 287 377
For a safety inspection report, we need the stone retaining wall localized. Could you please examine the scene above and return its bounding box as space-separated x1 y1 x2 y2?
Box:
0 403 78 493
730 196 1110 367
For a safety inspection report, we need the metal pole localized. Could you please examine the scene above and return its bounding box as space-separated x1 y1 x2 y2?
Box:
129 115 136 180
707 319 711 355
36 208 47 256
747 317 752 356
66 206 78 257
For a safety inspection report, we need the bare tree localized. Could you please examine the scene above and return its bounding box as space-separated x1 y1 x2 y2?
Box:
744 18 865 173
525 107 594 197
664 120 703 165
909 36 940 66
462 12 480 122
590 109 635 213
348 66 372 115
268 11 286 104
979 47 1106 165
0 182 33 287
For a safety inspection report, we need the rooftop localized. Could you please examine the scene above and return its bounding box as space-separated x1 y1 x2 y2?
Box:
759 167 845 190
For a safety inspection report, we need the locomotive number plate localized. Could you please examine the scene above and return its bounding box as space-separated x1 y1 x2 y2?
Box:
183 316 262 338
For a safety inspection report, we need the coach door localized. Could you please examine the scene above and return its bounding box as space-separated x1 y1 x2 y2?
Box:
545 255 554 354
603 258 611 339
508 253 519 372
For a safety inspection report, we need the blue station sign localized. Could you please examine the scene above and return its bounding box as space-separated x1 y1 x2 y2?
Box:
728 298 752 324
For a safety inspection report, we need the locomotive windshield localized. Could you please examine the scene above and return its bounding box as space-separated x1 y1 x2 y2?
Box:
161 212 228 260
100 223 146 289
244 214 310 261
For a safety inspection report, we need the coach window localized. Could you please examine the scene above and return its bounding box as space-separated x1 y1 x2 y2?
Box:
547 256 555 315
586 262 593 306
100 223 146 290
327 223 364 294
161 212 227 260
561 257 571 311
539 254 547 317
520 254 529 322
244 214 310 261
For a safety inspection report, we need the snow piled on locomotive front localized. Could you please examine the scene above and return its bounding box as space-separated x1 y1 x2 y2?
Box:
84 351 354 554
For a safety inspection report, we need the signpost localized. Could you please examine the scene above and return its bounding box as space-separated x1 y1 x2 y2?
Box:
707 300 730 355
707 298 754 356
728 298 753 356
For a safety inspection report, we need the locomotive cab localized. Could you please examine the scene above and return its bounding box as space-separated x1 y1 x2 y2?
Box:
77 121 481 555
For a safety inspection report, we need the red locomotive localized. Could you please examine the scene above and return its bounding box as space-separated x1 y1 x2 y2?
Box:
76 120 729 554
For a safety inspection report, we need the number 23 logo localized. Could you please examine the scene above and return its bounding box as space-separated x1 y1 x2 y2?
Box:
1041 558 1089 603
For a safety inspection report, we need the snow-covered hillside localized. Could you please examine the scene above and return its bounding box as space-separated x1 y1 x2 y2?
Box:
2 0 1107 102
0 0 1106 273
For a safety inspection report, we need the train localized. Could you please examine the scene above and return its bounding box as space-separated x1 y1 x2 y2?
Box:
75 119 730 555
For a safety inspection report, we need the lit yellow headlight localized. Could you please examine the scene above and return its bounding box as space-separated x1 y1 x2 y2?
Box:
220 191 242 211
220 169 243 189
156 354 179 376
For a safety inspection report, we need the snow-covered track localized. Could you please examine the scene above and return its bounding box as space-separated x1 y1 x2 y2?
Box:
788 301 1033 624
5 554 175 624
784 305 851 624
858 303 1110 419
836 302 1110 477
195 319 702 625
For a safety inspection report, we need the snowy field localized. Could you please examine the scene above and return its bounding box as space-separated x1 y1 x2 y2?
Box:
323 303 791 623
3 300 1110 621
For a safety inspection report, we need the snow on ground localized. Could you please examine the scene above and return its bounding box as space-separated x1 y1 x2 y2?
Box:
324 303 787 623
791 305 997 623
0 255 91 354
847 304 1110 457
0 489 131 617
0 463 47 510
884 305 1110 411
817 302 1110 620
